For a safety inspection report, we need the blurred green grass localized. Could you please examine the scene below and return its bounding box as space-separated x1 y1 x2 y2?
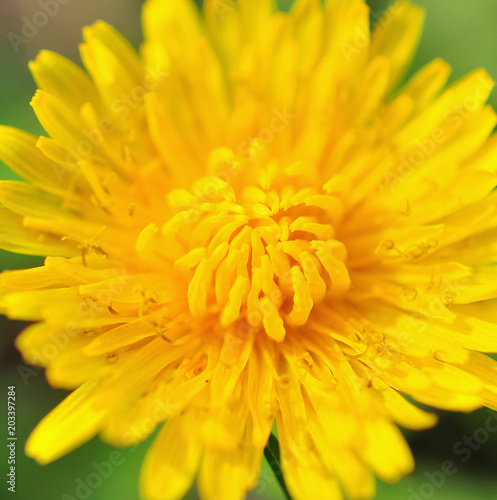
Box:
2 1 497 499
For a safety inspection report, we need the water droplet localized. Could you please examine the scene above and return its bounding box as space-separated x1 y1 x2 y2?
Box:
107 353 119 364
402 287 418 301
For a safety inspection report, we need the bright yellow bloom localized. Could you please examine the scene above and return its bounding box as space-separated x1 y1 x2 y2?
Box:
2 0 497 499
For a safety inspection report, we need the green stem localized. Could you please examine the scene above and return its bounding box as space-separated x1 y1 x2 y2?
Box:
264 433 292 500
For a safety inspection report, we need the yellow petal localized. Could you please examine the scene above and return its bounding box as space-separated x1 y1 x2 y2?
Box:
370 0 425 93
0 126 72 194
26 380 109 464
140 415 202 500
29 50 100 111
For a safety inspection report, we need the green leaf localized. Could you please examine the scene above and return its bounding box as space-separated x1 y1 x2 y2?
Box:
264 433 292 500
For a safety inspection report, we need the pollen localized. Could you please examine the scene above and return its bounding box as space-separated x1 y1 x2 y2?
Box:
171 170 350 343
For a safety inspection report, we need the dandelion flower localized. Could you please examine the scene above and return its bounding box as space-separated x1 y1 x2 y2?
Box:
3 0 497 499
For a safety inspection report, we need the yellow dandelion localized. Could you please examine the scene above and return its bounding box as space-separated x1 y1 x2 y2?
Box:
3 0 497 499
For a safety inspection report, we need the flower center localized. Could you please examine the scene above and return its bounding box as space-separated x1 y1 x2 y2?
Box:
166 172 351 342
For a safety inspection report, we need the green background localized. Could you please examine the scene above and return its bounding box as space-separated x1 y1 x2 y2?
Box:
1 0 497 499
